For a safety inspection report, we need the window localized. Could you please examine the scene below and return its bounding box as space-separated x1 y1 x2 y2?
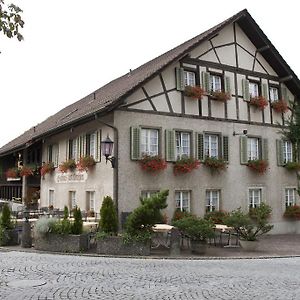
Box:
282 140 293 163
184 71 196 87
285 188 296 207
87 191 95 211
175 191 190 212
141 129 159 156
86 133 97 158
141 190 159 199
247 137 259 160
210 74 222 92
176 132 191 159
205 190 220 212
69 191 76 209
249 82 259 98
48 189 54 207
48 144 59 166
69 139 78 160
269 86 279 102
204 134 219 158
249 188 262 208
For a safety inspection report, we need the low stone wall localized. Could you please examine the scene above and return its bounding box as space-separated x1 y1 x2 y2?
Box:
0 229 19 246
96 236 150 256
34 233 88 253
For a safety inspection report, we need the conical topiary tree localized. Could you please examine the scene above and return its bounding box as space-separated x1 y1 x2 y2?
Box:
99 196 118 234
71 206 83 235
0 203 13 230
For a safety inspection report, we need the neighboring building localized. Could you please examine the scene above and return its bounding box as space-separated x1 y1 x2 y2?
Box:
1 9 300 233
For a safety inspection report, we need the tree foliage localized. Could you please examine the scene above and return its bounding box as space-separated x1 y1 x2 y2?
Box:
99 196 118 234
0 203 13 229
0 0 24 41
71 206 83 235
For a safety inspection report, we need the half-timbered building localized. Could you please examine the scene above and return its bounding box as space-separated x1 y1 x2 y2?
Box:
1 9 300 233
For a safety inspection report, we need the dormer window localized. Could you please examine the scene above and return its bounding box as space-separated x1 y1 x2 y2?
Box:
184 71 196 87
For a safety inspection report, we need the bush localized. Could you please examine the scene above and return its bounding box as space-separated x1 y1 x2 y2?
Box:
283 205 300 220
125 190 169 237
71 206 83 235
171 209 193 224
99 196 118 235
173 216 215 241
34 217 59 237
63 206 69 220
52 219 72 235
0 203 13 230
204 210 228 224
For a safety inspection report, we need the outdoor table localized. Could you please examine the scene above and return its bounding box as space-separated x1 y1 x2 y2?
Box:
151 224 174 248
214 224 239 247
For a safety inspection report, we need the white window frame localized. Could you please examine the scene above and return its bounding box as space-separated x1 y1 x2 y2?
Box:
184 71 196 87
175 132 191 159
247 137 259 160
249 82 259 98
269 86 279 102
205 190 220 212
89 133 97 158
87 191 95 211
210 74 222 92
283 140 293 163
175 191 190 212
69 191 76 209
48 144 59 167
141 190 159 199
141 128 159 156
248 188 262 208
69 139 78 160
204 134 219 158
48 189 54 207
285 188 296 207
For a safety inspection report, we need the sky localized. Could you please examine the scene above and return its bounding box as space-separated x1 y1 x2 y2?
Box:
1 0 299 147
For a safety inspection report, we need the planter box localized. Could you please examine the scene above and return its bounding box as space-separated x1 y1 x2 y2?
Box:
34 233 88 253
0 228 19 246
96 236 150 256
239 239 259 251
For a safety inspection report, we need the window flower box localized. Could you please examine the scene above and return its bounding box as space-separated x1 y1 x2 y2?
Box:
77 155 96 171
40 162 55 177
173 157 200 175
139 155 167 174
203 157 227 172
19 166 34 177
271 99 288 113
249 96 268 110
59 159 77 173
247 159 268 174
5 168 20 179
284 161 300 171
184 85 204 99
283 205 300 220
211 90 231 102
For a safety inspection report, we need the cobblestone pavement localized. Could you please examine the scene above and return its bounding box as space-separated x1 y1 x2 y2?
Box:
1 251 300 300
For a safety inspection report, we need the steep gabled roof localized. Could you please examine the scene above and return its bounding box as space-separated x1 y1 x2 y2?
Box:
1 9 299 156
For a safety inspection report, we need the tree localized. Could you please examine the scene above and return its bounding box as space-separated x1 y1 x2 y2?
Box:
99 196 118 234
0 0 24 41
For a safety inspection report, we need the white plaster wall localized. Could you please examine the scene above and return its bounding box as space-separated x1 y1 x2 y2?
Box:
216 45 236 66
168 91 182 114
143 76 163 97
114 110 298 232
211 100 225 119
250 106 263 123
256 53 277 76
238 99 248 121
237 47 254 71
190 40 211 59
211 24 234 47
123 88 145 106
199 50 219 64
235 24 256 56
151 94 170 113
201 97 209 117
185 97 199 116
130 100 153 111
161 62 177 90
40 117 114 213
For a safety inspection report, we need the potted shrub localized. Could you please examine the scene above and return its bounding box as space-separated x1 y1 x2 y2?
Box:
249 96 268 110
19 166 34 177
77 155 96 171
247 159 268 174
283 205 300 220
203 157 227 173
225 203 273 251
284 161 300 171
40 162 55 177
59 159 77 173
173 157 200 175
184 85 204 99
271 99 288 113
139 155 167 174
211 90 231 102
173 216 215 254
0 203 19 246
5 168 20 179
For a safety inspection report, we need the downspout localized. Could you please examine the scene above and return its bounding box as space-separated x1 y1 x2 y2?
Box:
94 114 119 222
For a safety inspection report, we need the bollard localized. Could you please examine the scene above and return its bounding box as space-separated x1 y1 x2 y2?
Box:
21 210 32 248
169 228 181 256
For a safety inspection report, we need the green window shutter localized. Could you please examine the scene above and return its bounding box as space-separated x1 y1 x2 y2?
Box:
175 67 185 91
130 126 141 160
242 79 250 101
262 83 269 100
66 140 70 160
95 130 101 162
201 71 210 93
195 133 204 161
165 129 176 162
240 136 248 165
82 135 87 157
224 76 231 95
222 136 229 162
276 139 284 166
261 138 268 161
76 137 80 161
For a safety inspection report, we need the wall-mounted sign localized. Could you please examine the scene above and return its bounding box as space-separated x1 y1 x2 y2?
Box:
55 171 88 183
